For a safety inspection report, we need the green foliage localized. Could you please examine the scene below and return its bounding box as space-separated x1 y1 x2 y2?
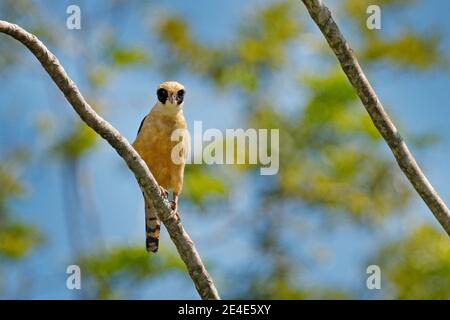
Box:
88 67 109 88
374 225 450 299
111 48 148 66
344 0 414 20
109 45 150 67
246 71 410 220
236 2 301 68
183 165 228 206
78 246 186 299
52 122 97 161
0 163 23 214
0 222 42 259
343 0 445 70
237 248 349 299
156 1 301 91
362 32 442 70
0 0 58 70
250 279 349 299
0 158 42 261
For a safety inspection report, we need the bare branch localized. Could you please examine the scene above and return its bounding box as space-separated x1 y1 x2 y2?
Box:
0 20 220 299
300 0 450 236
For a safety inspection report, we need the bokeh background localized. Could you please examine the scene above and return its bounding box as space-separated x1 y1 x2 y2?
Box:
1 0 450 299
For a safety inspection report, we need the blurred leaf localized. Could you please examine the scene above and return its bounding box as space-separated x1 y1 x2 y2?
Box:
183 165 228 206
0 165 24 210
248 71 410 221
0 222 42 259
101 33 151 69
374 224 450 299
111 47 150 67
362 32 443 70
0 155 28 215
79 246 185 299
52 122 97 160
408 132 440 149
344 0 414 22
88 67 109 87
156 1 301 91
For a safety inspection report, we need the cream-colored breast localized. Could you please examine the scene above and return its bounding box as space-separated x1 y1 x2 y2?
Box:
133 108 187 191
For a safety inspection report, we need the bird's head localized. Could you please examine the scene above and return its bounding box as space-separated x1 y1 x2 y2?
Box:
156 81 185 111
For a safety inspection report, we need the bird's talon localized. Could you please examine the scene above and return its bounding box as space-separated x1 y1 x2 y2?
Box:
169 200 177 211
159 186 169 198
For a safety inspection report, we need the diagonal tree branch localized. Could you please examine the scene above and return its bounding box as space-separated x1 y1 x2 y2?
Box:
300 0 450 236
0 20 220 299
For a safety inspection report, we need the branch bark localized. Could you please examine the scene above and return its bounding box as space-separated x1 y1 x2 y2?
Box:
0 20 220 299
300 0 450 236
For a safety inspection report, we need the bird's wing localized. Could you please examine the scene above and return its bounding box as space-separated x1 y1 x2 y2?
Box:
136 115 147 136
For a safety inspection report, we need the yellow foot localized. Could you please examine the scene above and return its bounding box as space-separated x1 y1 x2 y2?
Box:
159 186 169 199
169 200 177 211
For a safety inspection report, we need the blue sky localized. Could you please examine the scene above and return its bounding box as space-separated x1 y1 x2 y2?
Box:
1 0 450 299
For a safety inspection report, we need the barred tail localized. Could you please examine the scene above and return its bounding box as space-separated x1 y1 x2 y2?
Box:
145 197 160 253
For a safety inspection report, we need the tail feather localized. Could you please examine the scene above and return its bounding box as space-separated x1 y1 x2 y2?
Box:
144 197 160 253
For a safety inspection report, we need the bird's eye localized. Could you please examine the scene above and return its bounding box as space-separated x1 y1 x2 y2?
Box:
157 88 168 104
176 89 185 104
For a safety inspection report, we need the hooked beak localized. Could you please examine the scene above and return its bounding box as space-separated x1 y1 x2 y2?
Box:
169 95 175 104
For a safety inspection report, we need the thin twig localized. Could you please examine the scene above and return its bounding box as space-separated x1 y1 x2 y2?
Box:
300 0 450 235
0 20 220 299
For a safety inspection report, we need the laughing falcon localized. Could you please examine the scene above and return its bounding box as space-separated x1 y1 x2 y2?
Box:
133 81 188 253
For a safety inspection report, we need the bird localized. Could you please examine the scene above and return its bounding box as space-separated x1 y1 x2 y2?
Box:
132 81 189 253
